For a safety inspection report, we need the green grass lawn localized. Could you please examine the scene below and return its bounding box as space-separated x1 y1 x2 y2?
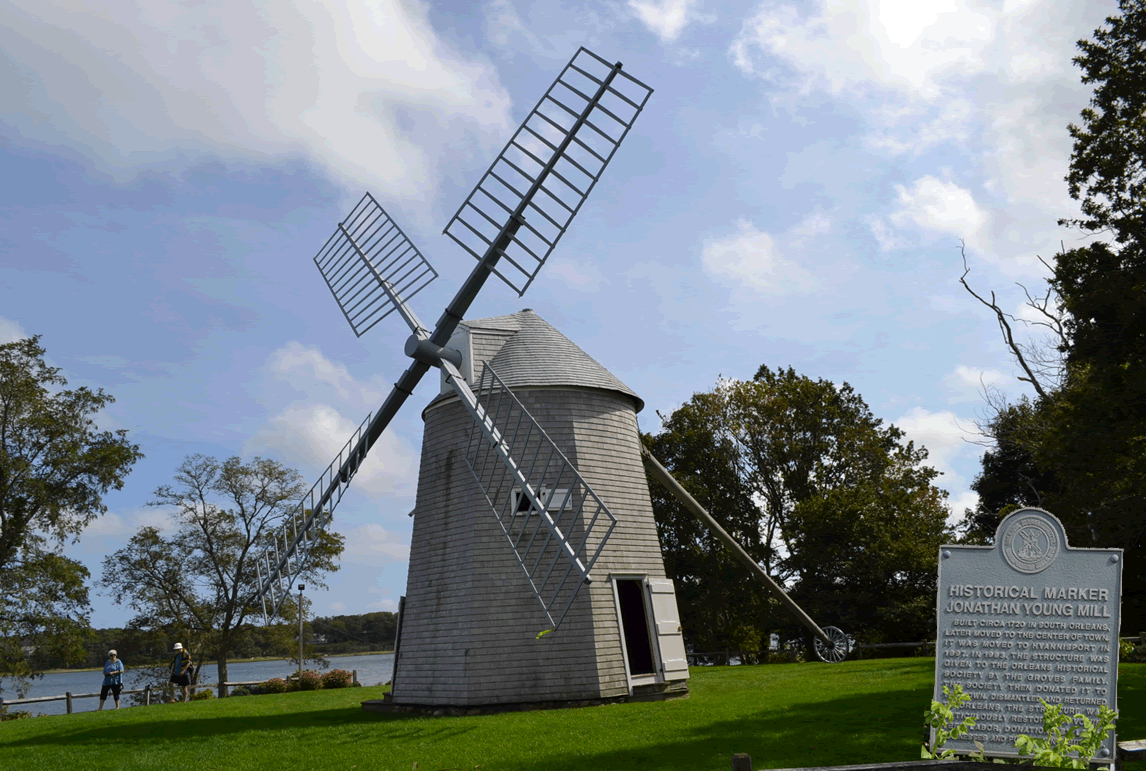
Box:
2 659 1144 771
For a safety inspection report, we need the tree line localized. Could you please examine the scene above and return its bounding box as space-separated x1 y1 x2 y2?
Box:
34 611 397 671
2 0 1144 691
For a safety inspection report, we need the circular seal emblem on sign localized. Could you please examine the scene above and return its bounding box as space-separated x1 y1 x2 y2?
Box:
1001 516 1059 573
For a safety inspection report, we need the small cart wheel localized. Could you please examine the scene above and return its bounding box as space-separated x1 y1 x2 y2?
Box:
813 626 850 663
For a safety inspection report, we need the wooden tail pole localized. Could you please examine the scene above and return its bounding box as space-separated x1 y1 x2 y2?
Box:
639 445 832 646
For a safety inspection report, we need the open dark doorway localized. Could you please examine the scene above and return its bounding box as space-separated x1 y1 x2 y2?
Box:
616 579 656 677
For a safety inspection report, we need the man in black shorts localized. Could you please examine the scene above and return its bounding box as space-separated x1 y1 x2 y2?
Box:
170 642 193 701
99 649 124 710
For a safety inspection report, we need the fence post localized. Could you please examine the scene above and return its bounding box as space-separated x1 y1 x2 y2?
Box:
731 753 752 771
352 670 358 686
65 692 73 714
145 685 151 706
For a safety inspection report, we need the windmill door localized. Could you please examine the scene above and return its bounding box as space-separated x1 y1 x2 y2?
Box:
647 578 689 680
612 576 689 687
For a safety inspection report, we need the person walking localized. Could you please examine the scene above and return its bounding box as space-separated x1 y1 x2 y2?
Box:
170 642 193 702
98 649 124 710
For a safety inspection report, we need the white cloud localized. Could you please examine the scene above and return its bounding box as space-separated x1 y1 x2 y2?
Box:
894 406 976 484
367 597 400 611
947 489 979 526
328 601 346 612
947 364 1008 392
701 217 817 294
867 215 905 252
0 316 28 344
788 211 832 245
245 403 418 498
887 175 991 251
730 0 994 101
727 0 1106 278
83 506 176 537
628 0 704 43
267 342 388 406
0 0 514 199
340 524 409 567
365 586 401 611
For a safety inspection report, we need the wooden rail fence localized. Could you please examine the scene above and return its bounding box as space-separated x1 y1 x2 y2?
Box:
690 637 1146 666
1 686 157 714
1 669 360 714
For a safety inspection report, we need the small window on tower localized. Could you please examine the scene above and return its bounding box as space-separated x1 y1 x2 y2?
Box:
512 486 572 516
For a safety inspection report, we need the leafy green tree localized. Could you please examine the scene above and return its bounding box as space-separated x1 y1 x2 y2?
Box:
646 366 953 649
643 383 775 652
99 454 344 690
960 398 1062 543
962 0 1146 627
1059 0 1146 246
0 336 143 694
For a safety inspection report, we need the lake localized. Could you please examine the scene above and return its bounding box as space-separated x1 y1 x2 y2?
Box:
1 653 395 717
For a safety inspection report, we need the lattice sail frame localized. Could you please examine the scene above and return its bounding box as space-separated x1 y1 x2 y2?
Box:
459 363 618 630
443 47 654 296
256 409 372 619
314 193 438 338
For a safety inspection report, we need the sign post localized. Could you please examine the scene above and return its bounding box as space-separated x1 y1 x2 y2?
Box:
934 507 1122 759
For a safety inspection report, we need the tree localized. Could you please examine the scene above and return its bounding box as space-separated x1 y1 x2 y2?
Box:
960 398 1062 544
99 455 344 690
0 336 143 693
645 366 953 649
643 382 776 652
1059 0 1146 246
960 0 1146 626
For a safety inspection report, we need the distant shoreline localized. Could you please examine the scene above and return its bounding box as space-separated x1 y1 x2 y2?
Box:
41 649 394 675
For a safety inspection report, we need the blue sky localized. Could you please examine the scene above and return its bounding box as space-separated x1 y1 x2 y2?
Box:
1 0 1114 628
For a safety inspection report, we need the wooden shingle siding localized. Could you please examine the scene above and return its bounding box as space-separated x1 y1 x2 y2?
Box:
395 311 688 706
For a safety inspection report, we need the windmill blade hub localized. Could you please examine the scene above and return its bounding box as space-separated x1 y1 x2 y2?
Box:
405 335 464 370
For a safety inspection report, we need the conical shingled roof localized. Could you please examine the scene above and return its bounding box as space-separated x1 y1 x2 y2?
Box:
429 308 643 413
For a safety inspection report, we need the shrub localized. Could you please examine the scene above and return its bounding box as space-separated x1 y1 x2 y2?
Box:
190 689 214 701
1119 638 1146 663
297 670 322 691
229 686 251 697
262 678 289 694
322 669 353 689
0 709 32 721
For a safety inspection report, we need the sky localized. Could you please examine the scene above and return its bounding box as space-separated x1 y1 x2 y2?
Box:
0 0 1119 629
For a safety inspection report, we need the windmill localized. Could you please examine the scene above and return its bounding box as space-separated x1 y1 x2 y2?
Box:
254 47 849 709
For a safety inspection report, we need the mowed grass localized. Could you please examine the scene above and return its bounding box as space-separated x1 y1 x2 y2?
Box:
3 660 1145 771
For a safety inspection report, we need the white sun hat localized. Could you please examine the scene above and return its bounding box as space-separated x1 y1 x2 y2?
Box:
172 642 183 651
108 649 117 656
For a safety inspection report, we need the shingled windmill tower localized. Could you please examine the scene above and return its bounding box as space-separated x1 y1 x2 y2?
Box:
394 309 689 706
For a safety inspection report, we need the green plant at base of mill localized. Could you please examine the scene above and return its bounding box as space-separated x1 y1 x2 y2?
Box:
1014 699 1117 769
922 684 979 759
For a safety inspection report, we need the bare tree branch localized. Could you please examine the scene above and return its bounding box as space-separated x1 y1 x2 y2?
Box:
958 242 1049 400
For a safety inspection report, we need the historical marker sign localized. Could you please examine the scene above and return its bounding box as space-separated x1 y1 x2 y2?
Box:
934 507 1122 759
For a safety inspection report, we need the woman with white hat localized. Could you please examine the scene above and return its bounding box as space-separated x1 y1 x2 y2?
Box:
99 649 124 710
169 642 193 702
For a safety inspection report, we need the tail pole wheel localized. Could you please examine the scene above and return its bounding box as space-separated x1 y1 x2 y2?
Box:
813 626 850 663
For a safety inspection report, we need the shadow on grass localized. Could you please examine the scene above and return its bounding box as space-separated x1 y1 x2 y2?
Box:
483 687 927 771
0 700 474 751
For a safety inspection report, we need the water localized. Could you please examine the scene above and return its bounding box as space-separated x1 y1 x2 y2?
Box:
1 653 395 718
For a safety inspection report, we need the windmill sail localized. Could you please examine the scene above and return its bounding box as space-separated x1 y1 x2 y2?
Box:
441 359 617 631
314 193 438 339
443 47 653 297
253 46 652 624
